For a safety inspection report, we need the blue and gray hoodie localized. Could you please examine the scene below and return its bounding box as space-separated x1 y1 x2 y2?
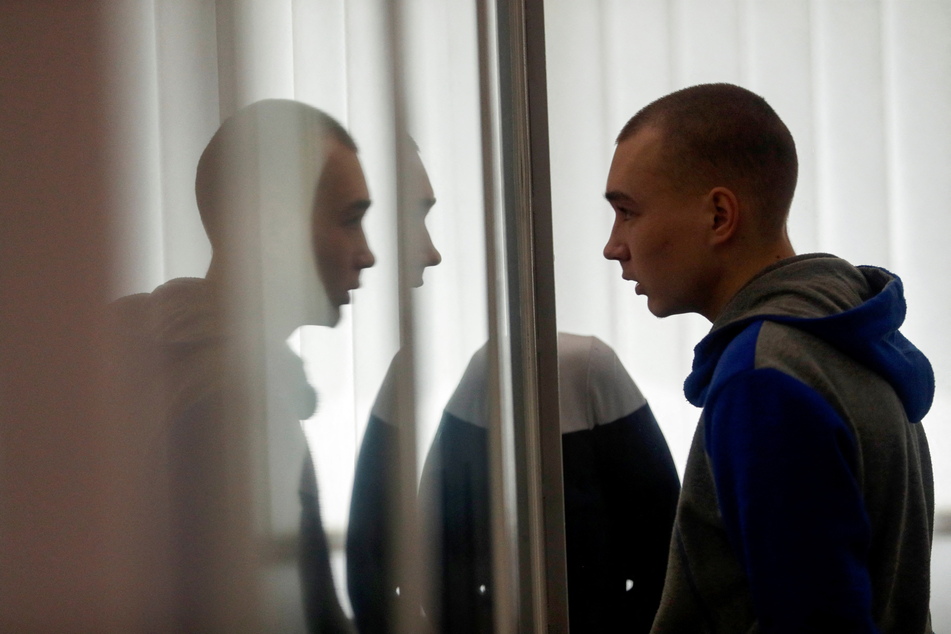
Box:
651 253 934 634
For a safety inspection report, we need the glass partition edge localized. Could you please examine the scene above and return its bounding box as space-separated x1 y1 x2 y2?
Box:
495 0 569 631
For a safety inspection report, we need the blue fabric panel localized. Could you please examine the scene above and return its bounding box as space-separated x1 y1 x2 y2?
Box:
705 368 877 633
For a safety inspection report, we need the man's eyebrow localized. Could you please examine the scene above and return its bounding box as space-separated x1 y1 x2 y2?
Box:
605 191 633 203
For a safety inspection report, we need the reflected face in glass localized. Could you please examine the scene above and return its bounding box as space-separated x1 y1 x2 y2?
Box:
603 126 714 318
408 150 442 287
312 140 375 310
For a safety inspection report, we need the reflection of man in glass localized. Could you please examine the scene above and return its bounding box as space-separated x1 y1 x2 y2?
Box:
419 333 680 632
309 139 379 316
112 99 372 631
298 140 441 633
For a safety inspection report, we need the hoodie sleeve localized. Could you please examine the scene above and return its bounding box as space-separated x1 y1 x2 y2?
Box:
704 367 879 634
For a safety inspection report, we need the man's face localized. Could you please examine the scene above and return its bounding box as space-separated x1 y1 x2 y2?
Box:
312 140 375 310
407 150 442 287
603 126 717 318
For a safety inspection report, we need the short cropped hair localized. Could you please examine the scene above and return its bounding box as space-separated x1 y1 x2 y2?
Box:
195 99 356 249
617 83 798 235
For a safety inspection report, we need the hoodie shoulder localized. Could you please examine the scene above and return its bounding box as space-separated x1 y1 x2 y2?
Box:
689 255 933 422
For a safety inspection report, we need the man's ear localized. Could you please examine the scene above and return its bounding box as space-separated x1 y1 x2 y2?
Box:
707 186 740 244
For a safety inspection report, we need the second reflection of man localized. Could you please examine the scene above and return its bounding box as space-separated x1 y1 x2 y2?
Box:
419 333 681 633
299 139 441 633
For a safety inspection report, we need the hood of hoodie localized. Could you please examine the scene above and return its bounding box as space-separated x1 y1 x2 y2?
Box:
684 254 934 423
113 277 225 347
111 277 316 420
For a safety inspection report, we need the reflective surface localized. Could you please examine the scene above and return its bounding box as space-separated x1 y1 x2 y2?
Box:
1 0 523 631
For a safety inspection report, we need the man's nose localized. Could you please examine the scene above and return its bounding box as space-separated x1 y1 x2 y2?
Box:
358 234 376 269
423 230 441 268
603 226 626 261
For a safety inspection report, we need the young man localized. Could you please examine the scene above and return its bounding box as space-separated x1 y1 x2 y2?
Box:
603 83 934 632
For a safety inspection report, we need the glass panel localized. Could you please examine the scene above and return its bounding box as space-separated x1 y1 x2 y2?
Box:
1 0 572 630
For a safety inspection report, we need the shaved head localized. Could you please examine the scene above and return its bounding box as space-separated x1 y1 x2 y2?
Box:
617 83 798 237
195 99 357 250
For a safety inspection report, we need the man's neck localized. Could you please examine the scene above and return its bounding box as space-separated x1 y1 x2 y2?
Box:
703 235 796 322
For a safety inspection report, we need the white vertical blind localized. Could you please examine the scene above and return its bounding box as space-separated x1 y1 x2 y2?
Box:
105 0 168 295
154 1 219 281
813 1 891 264
744 0 818 249
546 0 951 512
882 1 951 513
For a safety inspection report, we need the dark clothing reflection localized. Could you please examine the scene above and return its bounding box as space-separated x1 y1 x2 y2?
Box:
342 333 681 632
345 414 401 633
300 456 354 632
300 350 410 633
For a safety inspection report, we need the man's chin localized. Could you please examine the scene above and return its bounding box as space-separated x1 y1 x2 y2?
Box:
645 296 671 319
305 300 342 328
646 298 693 319
318 304 342 328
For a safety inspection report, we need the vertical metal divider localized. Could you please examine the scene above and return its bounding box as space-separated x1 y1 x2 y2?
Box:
475 0 519 632
383 1 427 632
494 0 570 632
